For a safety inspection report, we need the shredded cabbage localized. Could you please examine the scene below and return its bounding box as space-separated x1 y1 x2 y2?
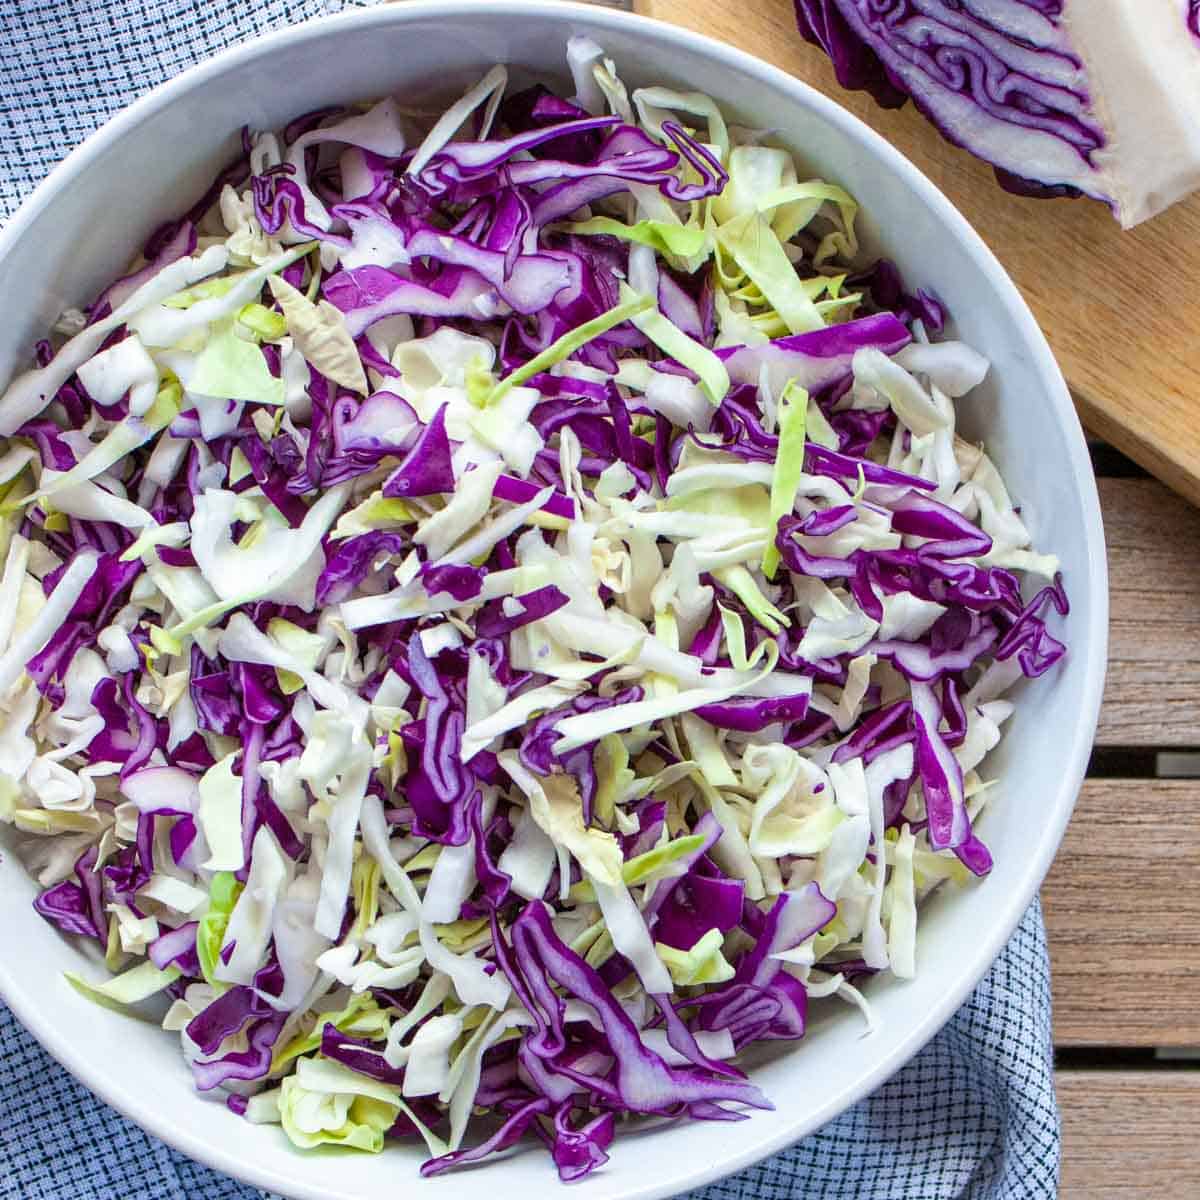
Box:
0 36 1068 1186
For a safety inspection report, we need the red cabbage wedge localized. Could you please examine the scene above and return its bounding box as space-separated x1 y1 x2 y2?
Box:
794 0 1200 227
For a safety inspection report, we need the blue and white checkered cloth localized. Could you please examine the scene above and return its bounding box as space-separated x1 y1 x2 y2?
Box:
0 4 1061 1197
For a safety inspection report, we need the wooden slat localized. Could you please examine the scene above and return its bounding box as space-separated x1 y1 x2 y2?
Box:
1059 1070 1200 1199
1100 478 1200 746
1045 780 1200 1047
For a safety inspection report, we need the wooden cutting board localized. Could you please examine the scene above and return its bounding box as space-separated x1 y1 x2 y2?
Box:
633 0 1200 506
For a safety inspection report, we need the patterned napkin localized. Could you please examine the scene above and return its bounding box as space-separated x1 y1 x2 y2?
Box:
0 4 1061 1198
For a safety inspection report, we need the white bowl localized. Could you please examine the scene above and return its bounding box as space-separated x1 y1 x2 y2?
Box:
0 3 1107 1197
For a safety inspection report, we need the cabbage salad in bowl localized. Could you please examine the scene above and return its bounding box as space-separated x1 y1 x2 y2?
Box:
0 36 1068 1181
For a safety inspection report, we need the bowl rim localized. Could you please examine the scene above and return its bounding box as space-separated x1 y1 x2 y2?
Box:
0 3 1108 1197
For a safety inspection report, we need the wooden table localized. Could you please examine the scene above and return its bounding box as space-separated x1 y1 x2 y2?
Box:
550 1 1200 1189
